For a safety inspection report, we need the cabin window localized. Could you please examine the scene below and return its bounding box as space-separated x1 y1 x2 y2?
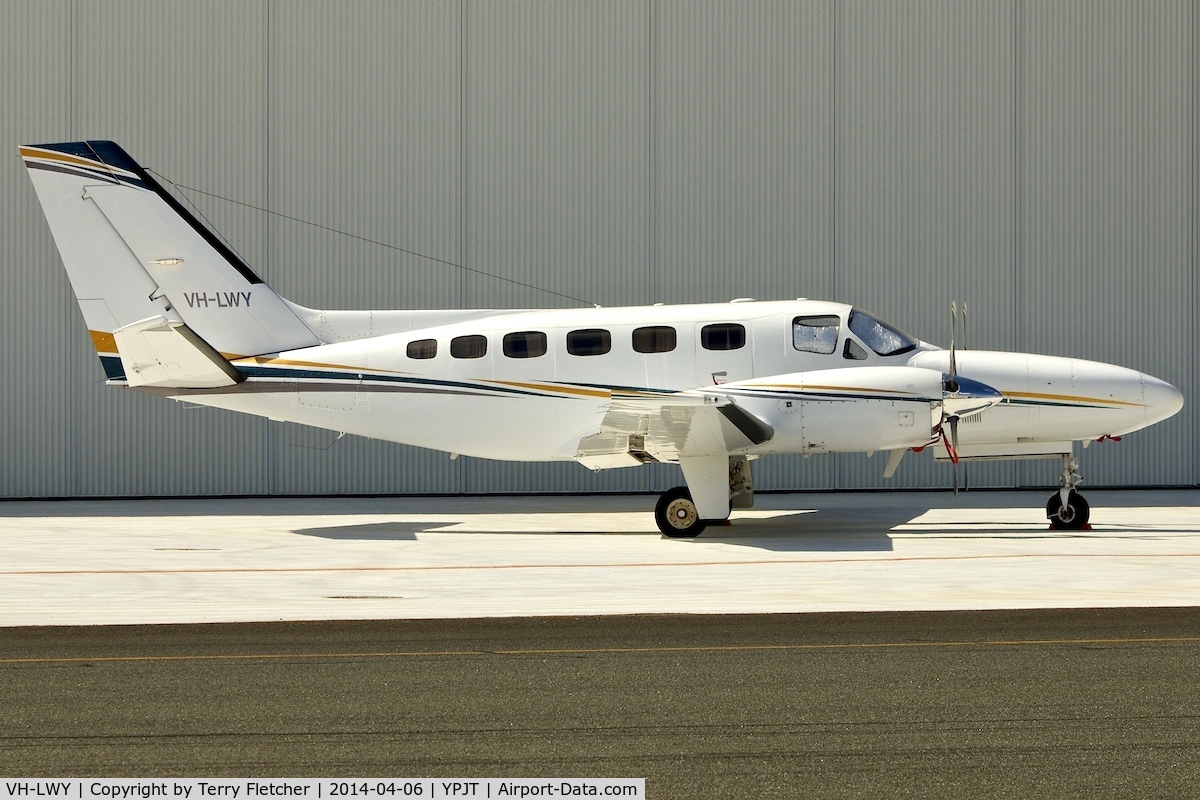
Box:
633 326 676 354
843 338 869 361
792 315 840 354
406 338 437 359
450 334 488 359
700 323 746 351
566 329 611 356
502 331 547 359
848 308 918 356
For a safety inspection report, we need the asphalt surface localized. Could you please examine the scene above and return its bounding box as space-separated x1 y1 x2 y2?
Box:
3 609 1199 798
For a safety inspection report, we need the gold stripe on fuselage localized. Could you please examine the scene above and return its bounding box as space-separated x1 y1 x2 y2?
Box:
1003 390 1144 408
752 383 921 398
488 380 610 399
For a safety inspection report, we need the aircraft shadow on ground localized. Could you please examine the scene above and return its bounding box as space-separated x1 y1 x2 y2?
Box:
270 492 1189 549
687 492 1079 551
293 522 422 541
286 500 976 551
689 508 913 552
286 510 904 552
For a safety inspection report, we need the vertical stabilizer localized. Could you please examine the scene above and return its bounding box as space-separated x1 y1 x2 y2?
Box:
21 141 320 372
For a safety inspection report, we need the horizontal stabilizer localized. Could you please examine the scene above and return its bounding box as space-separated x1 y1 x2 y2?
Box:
113 316 244 389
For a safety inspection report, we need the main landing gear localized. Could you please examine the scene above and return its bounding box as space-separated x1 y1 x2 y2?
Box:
1046 454 1091 531
654 457 751 537
654 487 711 538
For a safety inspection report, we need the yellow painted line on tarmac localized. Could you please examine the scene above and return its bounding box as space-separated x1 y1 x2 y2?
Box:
4 551 1200 577
4 636 1200 666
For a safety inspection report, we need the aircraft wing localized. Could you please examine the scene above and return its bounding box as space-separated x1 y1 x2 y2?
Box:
574 391 773 470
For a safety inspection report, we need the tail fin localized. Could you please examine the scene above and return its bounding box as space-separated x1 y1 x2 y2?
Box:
21 141 319 380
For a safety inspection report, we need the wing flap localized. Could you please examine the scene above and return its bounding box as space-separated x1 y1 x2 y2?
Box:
575 392 773 468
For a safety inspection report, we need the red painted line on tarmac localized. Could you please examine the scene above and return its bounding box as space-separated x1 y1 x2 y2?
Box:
3 551 1200 577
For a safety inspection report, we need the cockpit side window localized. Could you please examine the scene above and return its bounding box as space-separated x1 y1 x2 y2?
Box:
843 338 868 360
848 308 918 356
792 315 840 354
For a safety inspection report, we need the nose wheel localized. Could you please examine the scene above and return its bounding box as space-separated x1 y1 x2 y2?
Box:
1047 455 1091 530
1046 490 1090 530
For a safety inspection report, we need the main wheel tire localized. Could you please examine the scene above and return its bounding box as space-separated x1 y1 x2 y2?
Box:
1046 491 1090 531
655 487 707 538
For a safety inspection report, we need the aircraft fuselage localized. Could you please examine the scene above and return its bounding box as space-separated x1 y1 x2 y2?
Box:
162 299 1180 466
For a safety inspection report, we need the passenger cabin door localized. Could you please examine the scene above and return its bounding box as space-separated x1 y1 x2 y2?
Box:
694 321 754 386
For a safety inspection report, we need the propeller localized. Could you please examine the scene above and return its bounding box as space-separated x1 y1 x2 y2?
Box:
945 301 961 494
940 300 998 494
961 300 968 492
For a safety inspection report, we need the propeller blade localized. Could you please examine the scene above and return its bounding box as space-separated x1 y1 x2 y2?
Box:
948 301 958 392
937 423 960 465
949 416 960 496
962 300 968 352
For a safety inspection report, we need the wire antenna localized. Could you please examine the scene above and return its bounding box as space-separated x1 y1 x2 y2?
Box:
146 168 597 307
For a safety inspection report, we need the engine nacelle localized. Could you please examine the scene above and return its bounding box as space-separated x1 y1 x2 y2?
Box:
721 366 946 455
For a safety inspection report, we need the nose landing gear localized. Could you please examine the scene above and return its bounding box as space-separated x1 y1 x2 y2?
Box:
1047 454 1091 530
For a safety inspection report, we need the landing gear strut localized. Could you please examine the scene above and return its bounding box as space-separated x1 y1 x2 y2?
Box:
655 457 748 537
1046 454 1090 531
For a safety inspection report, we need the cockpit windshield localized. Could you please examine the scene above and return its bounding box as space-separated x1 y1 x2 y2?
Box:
847 308 918 357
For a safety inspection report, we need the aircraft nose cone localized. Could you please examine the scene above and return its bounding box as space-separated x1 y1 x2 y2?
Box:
1143 374 1184 425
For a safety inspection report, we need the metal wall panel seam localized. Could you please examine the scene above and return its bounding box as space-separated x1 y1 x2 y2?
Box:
832 0 840 490
265 0 274 494
460 0 469 313
1012 0 1022 489
67 0 80 497
647 0 657 305
831 0 838 302
459 0 468 492
1012 0 1021 356
646 0 656 492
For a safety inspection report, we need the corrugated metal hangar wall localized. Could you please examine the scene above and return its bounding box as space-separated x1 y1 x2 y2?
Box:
2 1 1196 498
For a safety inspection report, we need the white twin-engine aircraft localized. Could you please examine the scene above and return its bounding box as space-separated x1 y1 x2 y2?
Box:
23 141 1184 536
